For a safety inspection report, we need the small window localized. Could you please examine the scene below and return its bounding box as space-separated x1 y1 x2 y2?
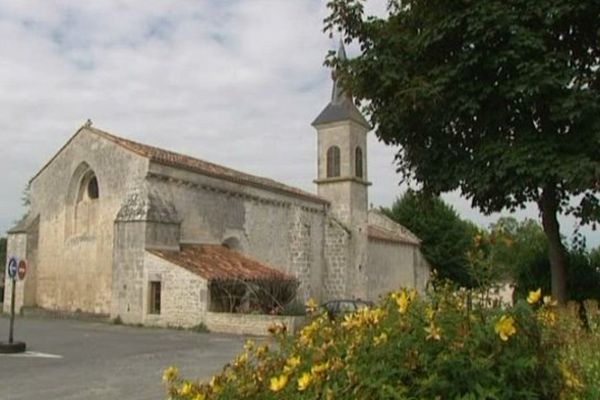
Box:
326 146 341 177
149 281 161 314
355 147 363 178
87 176 99 199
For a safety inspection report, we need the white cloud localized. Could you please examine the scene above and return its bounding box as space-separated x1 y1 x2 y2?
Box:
0 0 597 248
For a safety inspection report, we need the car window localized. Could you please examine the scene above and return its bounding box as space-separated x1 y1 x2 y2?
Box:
325 302 338 313
338 301 356 312
355 301 370 310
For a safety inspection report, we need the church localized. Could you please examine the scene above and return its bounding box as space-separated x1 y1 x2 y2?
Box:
3 44 429 328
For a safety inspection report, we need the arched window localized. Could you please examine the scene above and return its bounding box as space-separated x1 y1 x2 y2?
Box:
326 146 341 178
77 171 100 203
87 176 99 199
65 164 100 238
222 237 242 252
355 147 363 178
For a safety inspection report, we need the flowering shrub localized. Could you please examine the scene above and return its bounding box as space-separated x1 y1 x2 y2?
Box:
163 287 600 399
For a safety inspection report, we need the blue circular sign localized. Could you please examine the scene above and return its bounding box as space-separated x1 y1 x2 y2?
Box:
7 257 18 280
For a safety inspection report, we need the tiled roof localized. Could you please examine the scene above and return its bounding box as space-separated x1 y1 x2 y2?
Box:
148 244 295 282
88 127 328 205
367 225 420 246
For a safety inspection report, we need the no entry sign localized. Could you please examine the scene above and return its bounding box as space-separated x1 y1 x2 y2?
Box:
17 260 27 280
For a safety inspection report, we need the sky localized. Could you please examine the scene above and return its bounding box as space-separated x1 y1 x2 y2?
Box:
0 0 597 247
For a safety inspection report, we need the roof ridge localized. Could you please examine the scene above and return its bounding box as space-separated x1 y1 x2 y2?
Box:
85 126 329 205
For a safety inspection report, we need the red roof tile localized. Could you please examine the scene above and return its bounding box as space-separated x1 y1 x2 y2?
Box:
367 225 420 245
88 127 328 205
148 244 295 282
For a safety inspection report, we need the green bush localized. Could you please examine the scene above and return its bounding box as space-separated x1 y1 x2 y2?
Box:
190 323 209 334
279 301 306 316
162 286 599 399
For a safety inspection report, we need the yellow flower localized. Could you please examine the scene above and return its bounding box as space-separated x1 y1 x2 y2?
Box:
255 344 268 358
297 372 312 391
311 362 329 376
179 382 193 396
395 291 411 314
538 309 556 326
425 306 435 320
243 339 255 351
284 355 301 373
326 388 335 400
209 376 221 394
527 288 542 304
373 332 388 346
495 315 517 341
162 366 178 383
425 322 442 341
269 374 288 392
305 298 318 313
560 361 583 390
543 295 557 306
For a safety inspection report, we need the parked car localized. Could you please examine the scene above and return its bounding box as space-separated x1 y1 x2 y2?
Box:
321 299 373 320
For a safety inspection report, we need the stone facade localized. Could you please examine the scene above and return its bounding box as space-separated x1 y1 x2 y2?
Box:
3 43 430 328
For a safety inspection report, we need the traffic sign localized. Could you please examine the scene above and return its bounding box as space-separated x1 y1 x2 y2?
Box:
17 260 27 280
7 257 17 280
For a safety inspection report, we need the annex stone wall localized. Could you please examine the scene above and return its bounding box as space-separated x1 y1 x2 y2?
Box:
142 252 208 328
367 239 429 300
205 312 306 336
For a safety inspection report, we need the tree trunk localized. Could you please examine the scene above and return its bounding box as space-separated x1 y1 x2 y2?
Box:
539 184 568 304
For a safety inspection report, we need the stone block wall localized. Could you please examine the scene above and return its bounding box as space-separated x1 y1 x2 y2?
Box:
111 222 147 323
289 209 313 300
204 312 306 336
323 218 351 300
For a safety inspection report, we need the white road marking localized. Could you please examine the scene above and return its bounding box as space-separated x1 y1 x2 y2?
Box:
0 351 62 359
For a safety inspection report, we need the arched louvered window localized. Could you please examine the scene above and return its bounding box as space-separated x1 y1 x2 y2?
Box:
355 147 363 178
326 146 341 177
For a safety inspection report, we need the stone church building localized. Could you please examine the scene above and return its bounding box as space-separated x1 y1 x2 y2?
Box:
3 44 429 327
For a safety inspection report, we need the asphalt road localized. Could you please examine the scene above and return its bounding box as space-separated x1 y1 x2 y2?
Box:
0 316 249 400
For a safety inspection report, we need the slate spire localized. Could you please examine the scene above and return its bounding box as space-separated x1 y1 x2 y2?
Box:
331 39 348 104
312 40 370 128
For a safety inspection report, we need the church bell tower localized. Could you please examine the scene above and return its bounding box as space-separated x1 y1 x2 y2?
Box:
312 41 371 228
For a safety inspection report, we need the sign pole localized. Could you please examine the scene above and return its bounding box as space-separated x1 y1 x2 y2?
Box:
9 277 15 344
0 256 25 353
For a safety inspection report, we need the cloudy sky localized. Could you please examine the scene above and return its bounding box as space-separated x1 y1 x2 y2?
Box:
0 0 597 247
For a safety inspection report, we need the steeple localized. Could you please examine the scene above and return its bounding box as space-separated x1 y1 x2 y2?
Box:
312 41 370 129
331 39 348 104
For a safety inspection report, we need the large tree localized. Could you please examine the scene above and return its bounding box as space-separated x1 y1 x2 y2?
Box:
325 0 600 303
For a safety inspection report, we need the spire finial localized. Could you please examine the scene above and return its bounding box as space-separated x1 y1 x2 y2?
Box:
84 118 93 128
337 38 347 61
331 39 348 104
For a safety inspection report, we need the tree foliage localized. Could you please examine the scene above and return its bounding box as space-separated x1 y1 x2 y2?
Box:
383 191 477 287
324 0 600 303
490 217 600 302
